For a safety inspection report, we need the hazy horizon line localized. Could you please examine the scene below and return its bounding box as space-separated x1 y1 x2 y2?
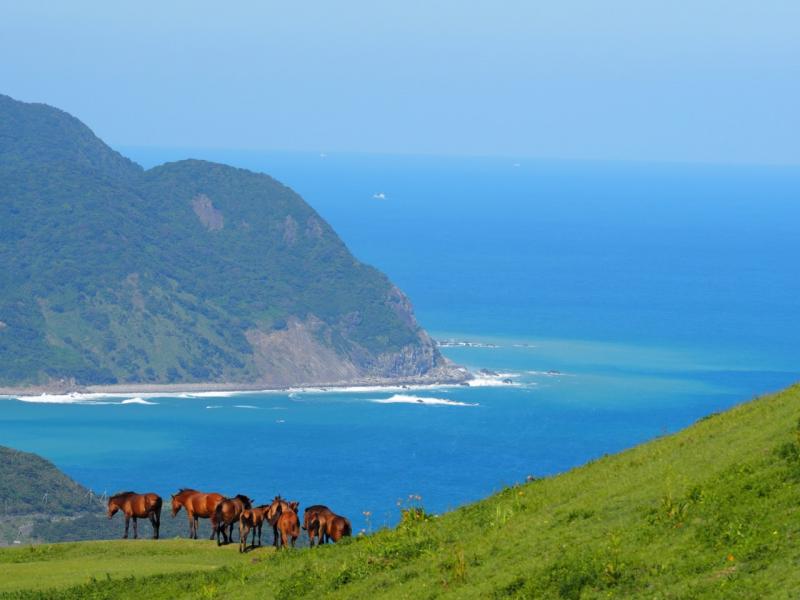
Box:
117 143 800 171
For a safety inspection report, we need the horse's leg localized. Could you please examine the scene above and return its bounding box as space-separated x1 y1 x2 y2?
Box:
123 516 130 539
133 516 138 539
153 510 160 539
257 524 262 547
273 524 279 548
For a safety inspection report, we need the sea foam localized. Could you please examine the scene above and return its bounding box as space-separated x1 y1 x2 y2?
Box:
371 394 478 407
120 397 158 405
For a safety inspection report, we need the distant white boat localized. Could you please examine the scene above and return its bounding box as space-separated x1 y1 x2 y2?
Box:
372 192 386 200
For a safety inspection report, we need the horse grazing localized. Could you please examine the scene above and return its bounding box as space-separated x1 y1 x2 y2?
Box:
275 501 300 549
303 504 334 547
214 495 253 546
171 488 225 539
323 514 352 543
238 505 269 553
107 491 162 539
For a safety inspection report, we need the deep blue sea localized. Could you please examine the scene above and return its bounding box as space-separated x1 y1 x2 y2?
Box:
2 151 799 532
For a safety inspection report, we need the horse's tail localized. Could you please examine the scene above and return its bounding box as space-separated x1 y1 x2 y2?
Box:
343 518 352 537
215 501 225 524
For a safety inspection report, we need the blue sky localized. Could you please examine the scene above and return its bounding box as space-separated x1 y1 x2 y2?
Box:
1 1 798 164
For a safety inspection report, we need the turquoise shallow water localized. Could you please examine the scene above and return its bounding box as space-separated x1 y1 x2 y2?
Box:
2 153 800 531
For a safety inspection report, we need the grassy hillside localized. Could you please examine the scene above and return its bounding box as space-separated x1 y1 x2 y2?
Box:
3 383 800 598
0 93 457 387
0 446 200 545
0 447 99 516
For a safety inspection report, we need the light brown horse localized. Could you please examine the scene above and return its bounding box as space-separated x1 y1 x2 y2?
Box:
214 494 252 545
275 501 300 549
238 505 269 553
303 504 334 547
107 491 162 539
171 488 225 539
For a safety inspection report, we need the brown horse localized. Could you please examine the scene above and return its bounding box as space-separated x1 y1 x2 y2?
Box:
323 514 352 543
214 494 252 545
266 496 292 548
107 491 162 539
171 488 225 539
303 504 334 547
238 505 269 553
275 501 300 548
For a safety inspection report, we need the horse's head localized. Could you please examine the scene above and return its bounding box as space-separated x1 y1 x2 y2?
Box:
289 501 300 514
303 509 319 531
107 499 119 519
302 509 315 530
170 494 183 517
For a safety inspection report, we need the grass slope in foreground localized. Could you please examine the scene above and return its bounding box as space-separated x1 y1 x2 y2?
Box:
4 383 800 599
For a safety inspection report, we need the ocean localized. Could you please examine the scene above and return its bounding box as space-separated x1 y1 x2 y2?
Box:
2 151 799 532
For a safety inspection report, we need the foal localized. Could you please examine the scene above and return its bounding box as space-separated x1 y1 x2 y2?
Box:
239 505 269 552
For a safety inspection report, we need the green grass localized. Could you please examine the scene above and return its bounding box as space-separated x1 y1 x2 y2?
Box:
4 384 800 599
0 539 253 595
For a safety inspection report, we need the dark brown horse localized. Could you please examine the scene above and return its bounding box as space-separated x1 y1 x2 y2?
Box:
238 505 269 553
275 501 300 548
303 504 334 547
171 488 225 539
214 494 252 545
107 491 162 539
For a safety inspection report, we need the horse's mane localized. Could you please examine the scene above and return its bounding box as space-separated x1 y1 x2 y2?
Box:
234 494 250 501
110 491 135 500
177 488 197 494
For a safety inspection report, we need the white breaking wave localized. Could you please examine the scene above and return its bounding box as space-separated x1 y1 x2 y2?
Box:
466 376 519 387
120 397 157 405
234 404 260 409
371 394 478 407
525 370 569 377
15 392 141 404
205 405 222 409
178 391 244 398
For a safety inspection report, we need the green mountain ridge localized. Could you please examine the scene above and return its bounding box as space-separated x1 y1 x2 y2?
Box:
3 383 800 597
0 94 464 387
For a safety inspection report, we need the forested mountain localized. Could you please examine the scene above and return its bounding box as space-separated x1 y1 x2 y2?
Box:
0 94 462 387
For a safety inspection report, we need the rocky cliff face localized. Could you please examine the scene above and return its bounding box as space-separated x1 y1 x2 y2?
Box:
0 94 466 387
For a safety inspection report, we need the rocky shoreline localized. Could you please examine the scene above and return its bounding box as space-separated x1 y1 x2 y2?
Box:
0 367 473 398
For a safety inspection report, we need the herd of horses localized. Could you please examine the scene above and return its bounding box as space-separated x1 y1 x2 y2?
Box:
106 489 352 552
